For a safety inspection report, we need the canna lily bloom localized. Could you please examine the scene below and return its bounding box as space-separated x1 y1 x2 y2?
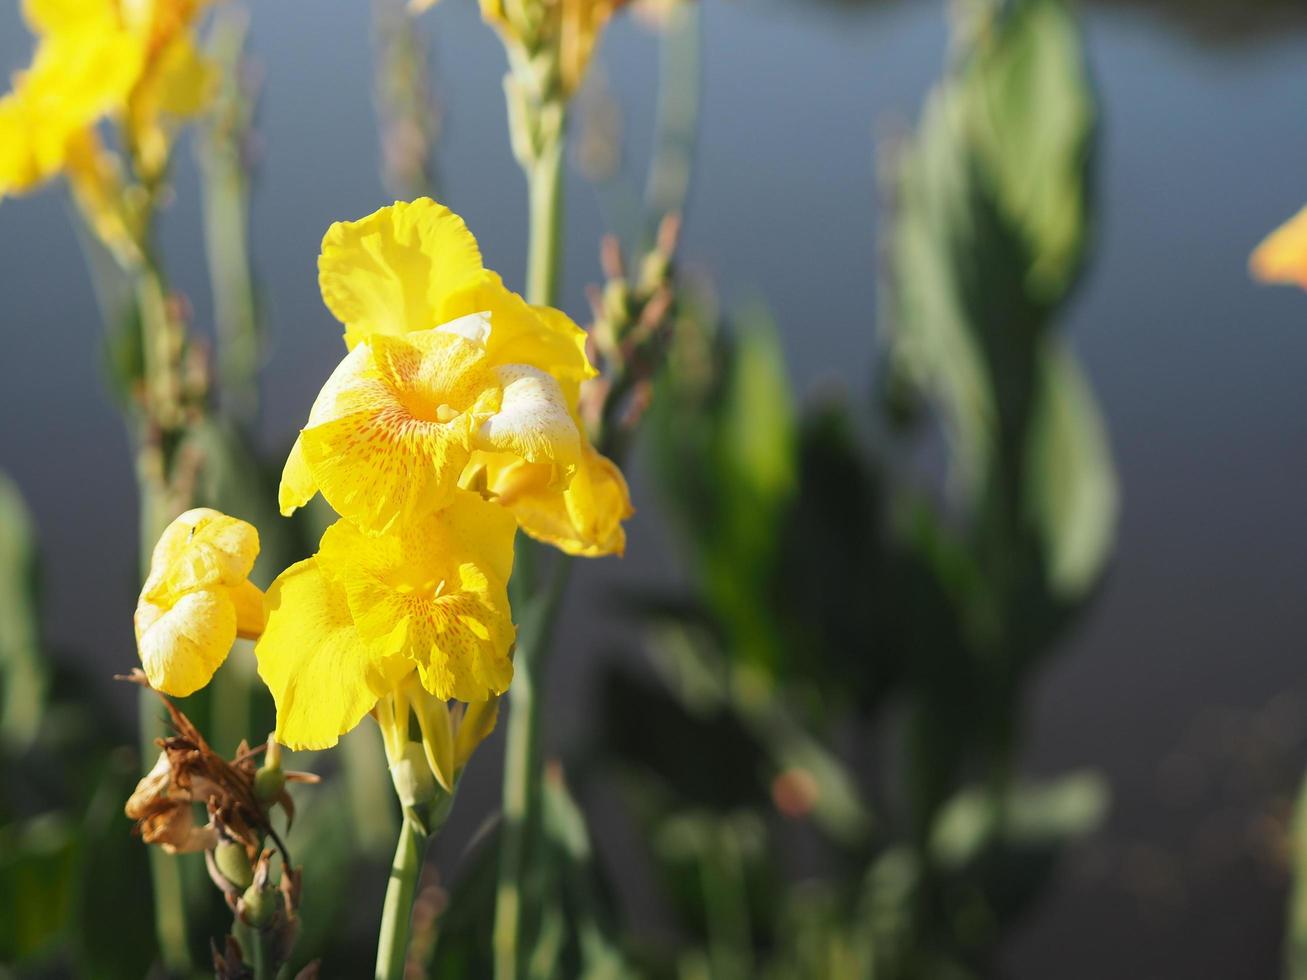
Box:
255 490 517 752
282 198 632 554
1251 205 1307 291
0 0 214 201
135 508 265 697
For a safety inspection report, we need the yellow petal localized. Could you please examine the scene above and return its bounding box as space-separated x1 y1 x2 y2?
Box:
440 272 597 383
454 695 500 770
0 28 145 196
64 127 138 264
490 442 632 557
475 364 583 474
318 198 485 349
142 507 260 597
296 331 494 532
315 494 517 702
278 434 318 517
231 579 266 639
256 558 397 750
1251 205 1307 291
136 589 236 696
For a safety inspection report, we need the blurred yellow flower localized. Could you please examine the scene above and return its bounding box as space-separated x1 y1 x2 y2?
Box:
283 198 632 554
256 491 517 750
410 0 628 97
135 508 265 697
1251 204 1307 291
0 0 214 200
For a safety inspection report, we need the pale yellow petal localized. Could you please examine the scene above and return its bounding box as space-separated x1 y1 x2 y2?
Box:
317 198 485 349
136 589 236 697
255 558 395 751
475 364 583 473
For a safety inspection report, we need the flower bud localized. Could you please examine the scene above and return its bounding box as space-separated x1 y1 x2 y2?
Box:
214 840 254 890
240 882 274 928
389 741 437 809
255 735 286 803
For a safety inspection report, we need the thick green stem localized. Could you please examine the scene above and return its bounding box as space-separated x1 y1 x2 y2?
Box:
375 815 429 980
525 125 565 307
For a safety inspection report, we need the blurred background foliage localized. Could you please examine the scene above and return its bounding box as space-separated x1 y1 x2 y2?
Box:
0 0 1303 976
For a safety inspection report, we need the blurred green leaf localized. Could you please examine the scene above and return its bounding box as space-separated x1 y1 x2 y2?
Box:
0 474 47 751
1025 342 1118 598
649 306 797 674
0 815 78 963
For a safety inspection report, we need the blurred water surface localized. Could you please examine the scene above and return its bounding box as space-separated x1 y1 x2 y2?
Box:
1 0 1306 975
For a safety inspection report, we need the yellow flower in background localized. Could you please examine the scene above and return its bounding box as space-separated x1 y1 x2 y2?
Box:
410 0 629 98
0 0 214 201
135 508 265 697
1251 205 1307 291
256 491 517 751
282 198 632 554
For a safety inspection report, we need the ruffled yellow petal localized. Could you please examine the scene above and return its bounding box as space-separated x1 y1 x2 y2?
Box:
256 558 402 750
134 508 263 696
318 198 486 349
315 493 517 703
136 589 235 697
1252 205 1307 291
487 442 632 557
294 331 495 532
475 364 582 475
440 272 596 383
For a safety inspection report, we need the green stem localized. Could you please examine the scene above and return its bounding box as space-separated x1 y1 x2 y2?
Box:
493 562 571 980
140 697 191 975
525 122 565 307
375 815 429 980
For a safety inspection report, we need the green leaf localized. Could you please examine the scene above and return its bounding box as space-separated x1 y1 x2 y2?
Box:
1025 342 1118 598
0 814 79 963
0 474 47 750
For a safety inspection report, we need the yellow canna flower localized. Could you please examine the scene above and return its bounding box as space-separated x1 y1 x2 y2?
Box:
134 508 265 697
256 490 517 751
282 198 633 554
0 0 214 201
1251 204 1307 291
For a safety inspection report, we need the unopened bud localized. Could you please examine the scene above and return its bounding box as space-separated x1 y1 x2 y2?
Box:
214 840 254 890
240 883 274 928
255 735 287 803
389 741 437 808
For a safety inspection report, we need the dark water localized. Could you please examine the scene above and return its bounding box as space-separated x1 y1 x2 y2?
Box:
2 1 1306 975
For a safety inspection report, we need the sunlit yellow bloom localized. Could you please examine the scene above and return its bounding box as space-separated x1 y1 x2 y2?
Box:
134 508 265 697
285 198 632 552
1251 205 1307 291
256 491 517 750
0 0 214 200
